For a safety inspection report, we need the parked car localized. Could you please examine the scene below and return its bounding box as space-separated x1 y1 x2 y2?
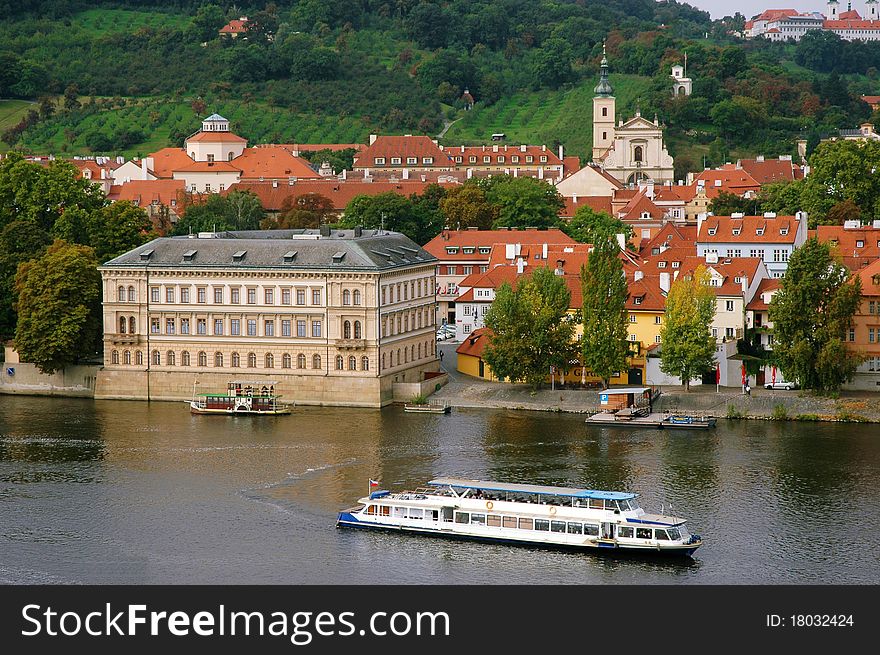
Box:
765 381 798 390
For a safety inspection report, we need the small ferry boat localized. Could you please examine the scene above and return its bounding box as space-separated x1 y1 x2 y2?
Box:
337 477 702 556
403 399 450 414
189 380 292 415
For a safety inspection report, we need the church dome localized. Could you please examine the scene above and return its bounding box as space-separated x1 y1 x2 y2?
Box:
594 53 614 96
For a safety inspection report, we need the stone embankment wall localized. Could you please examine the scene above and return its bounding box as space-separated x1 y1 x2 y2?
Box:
0 363 99 397
658 391 880 422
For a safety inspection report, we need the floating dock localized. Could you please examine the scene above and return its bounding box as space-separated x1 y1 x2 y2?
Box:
586 411 716 430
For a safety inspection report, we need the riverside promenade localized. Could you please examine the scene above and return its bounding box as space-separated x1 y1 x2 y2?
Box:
435 342 880 423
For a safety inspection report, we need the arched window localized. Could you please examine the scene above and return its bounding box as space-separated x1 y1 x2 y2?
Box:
418 343 422 359
128 286 136 302
348 356 357 371
602 107 608 117
634 145 643 163
123 350 131 364
411 345 415 361
231 352 240 367
227 152 234 162
335 355 344 370
381 353 386 370
129 316 136 334
362 356 369 371
119 317 127 334
342 289 351 305
354 320 362 339
181 351 190 366
353 289 361 305
282 353 291 368
215 352 223 367
312 354 321 369
265 353 274 368
198 351 207 367
111 350 119 364
152 350 161 366
297 354 306 369
248 353 257 368
167 351 175 366
136 351 144 366
343 320 351 339
117 285 125 302
397 349 402 365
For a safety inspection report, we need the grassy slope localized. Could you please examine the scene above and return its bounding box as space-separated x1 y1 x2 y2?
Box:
0 100 34 149
70 8 190 34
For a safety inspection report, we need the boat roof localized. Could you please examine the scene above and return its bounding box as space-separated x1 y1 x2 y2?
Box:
428 477 637 500
599 387 650 395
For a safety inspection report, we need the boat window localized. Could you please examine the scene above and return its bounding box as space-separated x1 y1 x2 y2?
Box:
534 519 550 531
380 506 390 516
654 529 669 540
567 522 583 535
617 499 631 511
550 521 566 533
502 516 517 529
583 523 599 536
617 526 635 538
393 507 407 518
470 513 486 525
636 528 652 539
667 527 681 540
589 499 604 509
454 512 470 524
487 514 501 527
365 505 376 515
518 518 533 530
408 508 423 520
604 500 619 511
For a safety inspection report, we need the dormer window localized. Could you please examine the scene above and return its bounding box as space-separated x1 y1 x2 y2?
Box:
446 247 459 255
857 240 865 248
455 156 462 163
708 228 717 235
525 156 533 163
463 247 475 254
407 157 418 165
640 212 651 219
422 157 433 165
734 276 742 283
540 155 547 162
756 228 764 235
374 157 385 165
633 297 642 305
658 261 667 268
497 156 505 163
469 156 477 163
511 156 520 163
483 156 491 163
672 261 680 268
391 157 401 165
732 228 741 236
478 247 491 254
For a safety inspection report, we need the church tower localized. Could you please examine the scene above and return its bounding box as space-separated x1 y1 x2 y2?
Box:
592 45 616 162
827 0 839 18
867 0 878 21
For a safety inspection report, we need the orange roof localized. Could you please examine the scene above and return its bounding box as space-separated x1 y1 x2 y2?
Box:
693 168 761 192
234 146 321 180
560 195 613 217
456 327 494 358
173 160 241 173
354 136 452 168
458 264 521 290
562 156 581 177
838 10 862 20
229 179 458 212
698 215 800 244
753 9 799 21
148 148 196 178
824 19 880 29
219 19 248 34
861 95 880 105
853 257 880 296
424 229 575 262
107 180 185 207
817 224 880 271
747 277 781 311
185 131 248 144
738 158 800 185
626 277 666 311
288 143 365 153
618 190 665 221
485 242 591 273
640 223 697 254
440 144 563 167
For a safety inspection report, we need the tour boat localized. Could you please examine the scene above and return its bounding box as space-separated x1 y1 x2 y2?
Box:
336 477 702 556
189 380 292 415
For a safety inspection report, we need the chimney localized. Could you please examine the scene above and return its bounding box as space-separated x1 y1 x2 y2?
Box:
402 168 409 180
272 180 278 188
342 169 347 180
460 145 464 153
542 145 546 151
369 134 377 145
116 156 124 164
572 194 578 204
520 144 527 152
558 145 564 160
634 270 644 281
516 258 525 274
319 224 331 237
493 144 498 152
697 212 707 235
141 159 148 178
505 244 515 260
660 271 671 293
354 226 363 237
756 155 764 162
542 243 548 260
646 179 655 199
616 234 626 251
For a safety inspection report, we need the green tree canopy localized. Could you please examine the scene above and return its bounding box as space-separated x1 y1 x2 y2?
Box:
579 237 629 388
14 240 102 374
708 190 756 216
172 191 264 235
478 175 564 230
659 265 717 390
263 193 335 229
338 190 443 244
0 220 51 338
483 266 577 389
769 237 863 393
561 205 632 245
87 200 153 263
438 184 497 230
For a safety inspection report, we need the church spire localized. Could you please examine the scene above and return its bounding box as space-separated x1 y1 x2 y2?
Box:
594 42 614 97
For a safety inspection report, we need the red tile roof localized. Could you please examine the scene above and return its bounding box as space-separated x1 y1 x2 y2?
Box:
626 277 666 311
560 195 613 217
853 257 880 296
424 229 575 262
824 19 880 29
185 131 248 144
440 144 563 167
456 327 494 358
698 215 800 244
640 223 697 254
219 19 248 34
693 167 761 193
817 224 880 271
737 158 800 185
747 277 781 311
172 160 241 173
354 136 452 168
107 180 185 207
148 148 197 178
618 190 665 221
752 9 799 21
234 146 321 180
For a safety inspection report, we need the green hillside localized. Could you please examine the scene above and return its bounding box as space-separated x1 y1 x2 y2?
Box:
0 100 34 149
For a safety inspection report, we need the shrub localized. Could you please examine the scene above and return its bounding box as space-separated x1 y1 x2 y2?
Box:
409 394 427 405
771 404 789 421
726 404 745 419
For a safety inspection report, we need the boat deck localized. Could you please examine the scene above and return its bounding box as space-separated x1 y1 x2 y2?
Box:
586 412 716 429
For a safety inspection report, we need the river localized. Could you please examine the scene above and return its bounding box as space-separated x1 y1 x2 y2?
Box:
1 396 878 584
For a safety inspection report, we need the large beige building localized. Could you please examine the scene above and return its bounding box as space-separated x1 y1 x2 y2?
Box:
96 227 439 407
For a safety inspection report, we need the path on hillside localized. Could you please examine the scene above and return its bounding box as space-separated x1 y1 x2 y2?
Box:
437 116 463 139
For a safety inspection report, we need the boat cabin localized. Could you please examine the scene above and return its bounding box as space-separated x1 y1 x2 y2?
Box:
598 387 653 413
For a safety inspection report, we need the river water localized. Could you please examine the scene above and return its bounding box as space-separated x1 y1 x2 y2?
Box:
1 396 878 585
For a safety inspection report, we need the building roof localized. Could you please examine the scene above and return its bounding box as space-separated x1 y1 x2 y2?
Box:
234 146 321 180
424 229 575 262
737 158 801 185
354 136 452 168
172 160 241 173
456 327 493 358
746 277 781 310
626 277 666 311
824 19 880 29
861 95 880 106
698 215 800 244
101 229 436 271
640 223 697 254
693 167 761 193
439 144 563 167
148 148 197 178
751 9 799 21
219 19 248 35
560 195 613 217
107 180 185 208
853 257 880 296
185 131 248 144
817 224 880 271
288 143 365 153
618 190 665 221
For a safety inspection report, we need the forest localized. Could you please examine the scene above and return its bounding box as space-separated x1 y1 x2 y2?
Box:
1 1 879 169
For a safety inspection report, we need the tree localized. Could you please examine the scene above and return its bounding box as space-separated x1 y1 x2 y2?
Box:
579 237 629 388
825 199 861 226
439 184 497 229
659 265 716 391
189 3 227 43
708 190 755 216
530 37 575 90
483 267 576 389
14 240 102 374
479 175 564 229
561 205 632 244
264 193 335 229
87 201 153 263
769 238 863 393
172 192 264 235
338 191 443 244
0 220 51 337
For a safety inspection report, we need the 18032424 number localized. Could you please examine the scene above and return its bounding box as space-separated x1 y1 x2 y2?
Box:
790 615 854 627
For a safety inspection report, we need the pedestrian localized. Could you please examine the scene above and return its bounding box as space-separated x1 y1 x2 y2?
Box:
439 350 444 361
746 384 751 396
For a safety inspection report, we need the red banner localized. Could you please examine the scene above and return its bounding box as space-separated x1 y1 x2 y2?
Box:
741 363 747 386
772 366 777 384
716 363 720 384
